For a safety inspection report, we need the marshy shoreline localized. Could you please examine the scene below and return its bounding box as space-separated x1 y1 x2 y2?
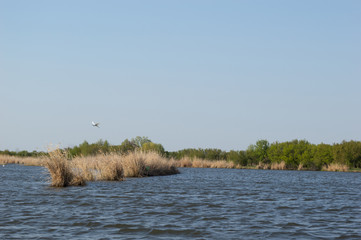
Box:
2 154 357 172
1 151 360 188
0 151 180 187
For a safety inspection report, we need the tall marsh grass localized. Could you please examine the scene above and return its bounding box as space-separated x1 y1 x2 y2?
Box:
44 151 179 187
175 157 238 169
271 161 286 170
322 163 349 172
0 155 44 166
45 150 86 187
132 151 179 176
71 154 124 181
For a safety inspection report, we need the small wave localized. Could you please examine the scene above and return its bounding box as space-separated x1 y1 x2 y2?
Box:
71 221 102 227
147 228 203 237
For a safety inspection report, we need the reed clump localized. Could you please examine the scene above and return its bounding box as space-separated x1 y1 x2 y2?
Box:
322 163 349 172
175 157 237 169
98 158 124 181
256 162 270 170
139 151 179 176
271 161 286 170
45 150 86 187
176 157 193 167
44 150 179 187
121 152 146 177
210 160 235 169
71 154 125 181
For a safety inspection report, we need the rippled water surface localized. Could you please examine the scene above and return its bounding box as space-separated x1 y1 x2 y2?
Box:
1 165 361 239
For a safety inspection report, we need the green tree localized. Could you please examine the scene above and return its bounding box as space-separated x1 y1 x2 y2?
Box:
204 149 226 160
246 144 258 166
348 141 361 168
119 139 137 153
95 139 110 154
79 141 91 156
313 143 333 169
131 136 151 148
268 142 283 163
141 142 165 155
299 144 316 170
279 140 313 169
254 140 270 164
333 141 361 168
69 146 81 157
227 150 248 166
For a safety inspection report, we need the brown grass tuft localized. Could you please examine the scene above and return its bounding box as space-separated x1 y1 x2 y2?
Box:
44 150 178 187
71 156 98 181
121 152 146 177
256 162 270 170
271 161 286 170
44 150 86 187
175 157 236 169
98 158 124 181
141 151 179 176
71 154 125 181
322 163 349 172
210 160 235 169
176 157 193 167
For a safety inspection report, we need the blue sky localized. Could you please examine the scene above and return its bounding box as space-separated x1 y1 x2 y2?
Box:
1 0 360 151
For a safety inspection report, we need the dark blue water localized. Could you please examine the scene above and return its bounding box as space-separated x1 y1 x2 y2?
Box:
1 165 360 239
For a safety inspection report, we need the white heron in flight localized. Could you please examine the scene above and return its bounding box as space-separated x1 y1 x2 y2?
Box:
92 121 100 128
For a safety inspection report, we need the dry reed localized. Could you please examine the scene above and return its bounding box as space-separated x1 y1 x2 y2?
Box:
270 161 286 170
176 157 193 167
0 155 44 166
175 157 237 169
43 151 179 187
256 162 270 170
45 150 86 187
121 152 146 177
135 151 179 176
71 154 124 181
322 163 349 172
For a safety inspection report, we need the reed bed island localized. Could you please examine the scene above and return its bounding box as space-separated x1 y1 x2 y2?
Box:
43 150 179 187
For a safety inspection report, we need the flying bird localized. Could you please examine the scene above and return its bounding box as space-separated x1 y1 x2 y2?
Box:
92 121 100 128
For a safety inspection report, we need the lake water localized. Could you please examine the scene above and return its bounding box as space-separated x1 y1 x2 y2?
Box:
1 165 360 239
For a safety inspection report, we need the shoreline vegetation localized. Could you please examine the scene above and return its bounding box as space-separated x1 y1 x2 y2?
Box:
44 150 179 187
1 137 361 186
1 154 356 172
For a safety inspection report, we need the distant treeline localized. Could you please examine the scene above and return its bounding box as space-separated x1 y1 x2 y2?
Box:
1 137 361 170
65 137 165 157
0 149 44 157
170 140 361 170
64 137 361 170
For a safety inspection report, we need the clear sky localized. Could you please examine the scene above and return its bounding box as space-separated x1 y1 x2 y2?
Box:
1 0 360 152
